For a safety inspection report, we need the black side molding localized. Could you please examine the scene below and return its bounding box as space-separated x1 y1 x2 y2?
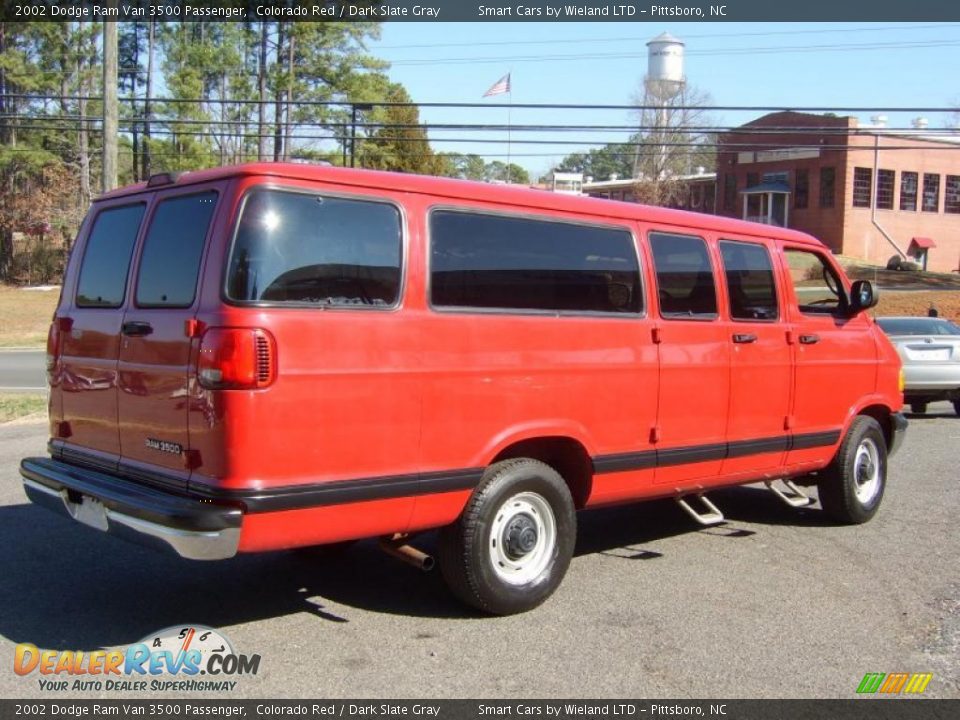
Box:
29 428 843 517
593 430 841 475
190 467 485 513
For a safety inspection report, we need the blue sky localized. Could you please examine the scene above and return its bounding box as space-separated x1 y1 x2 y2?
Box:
369 22 960 178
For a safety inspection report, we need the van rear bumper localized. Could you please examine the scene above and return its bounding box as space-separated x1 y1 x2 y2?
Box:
20 457 242 561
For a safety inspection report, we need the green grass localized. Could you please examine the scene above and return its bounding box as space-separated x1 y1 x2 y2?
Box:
0 394 47 423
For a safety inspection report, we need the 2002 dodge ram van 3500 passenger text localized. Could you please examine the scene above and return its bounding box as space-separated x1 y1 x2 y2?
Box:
21 164 907 614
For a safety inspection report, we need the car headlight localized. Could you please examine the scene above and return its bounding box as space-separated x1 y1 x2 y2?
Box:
898 368 905 392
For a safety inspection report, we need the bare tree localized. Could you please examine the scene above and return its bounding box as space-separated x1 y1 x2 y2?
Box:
629 81 716 207
950 96 960 128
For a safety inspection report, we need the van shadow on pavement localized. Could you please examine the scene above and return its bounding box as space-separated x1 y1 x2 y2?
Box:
0 486 833 647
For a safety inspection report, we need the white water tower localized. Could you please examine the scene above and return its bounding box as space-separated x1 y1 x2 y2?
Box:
646 32 686 98
643 32 687 180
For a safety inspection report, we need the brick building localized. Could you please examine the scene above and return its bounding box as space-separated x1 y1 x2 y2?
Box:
715 112 960 272
583 170 717 214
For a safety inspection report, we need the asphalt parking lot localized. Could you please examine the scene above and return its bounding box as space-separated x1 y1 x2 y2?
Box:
0 407 957 700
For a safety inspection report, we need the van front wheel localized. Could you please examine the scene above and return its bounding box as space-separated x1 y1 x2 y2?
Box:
817 416 887 524
439 458 576 615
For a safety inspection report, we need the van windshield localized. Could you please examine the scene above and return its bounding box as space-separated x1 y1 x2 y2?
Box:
227 189 402 307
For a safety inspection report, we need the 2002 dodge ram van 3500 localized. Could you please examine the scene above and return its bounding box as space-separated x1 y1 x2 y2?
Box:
21 164 907 614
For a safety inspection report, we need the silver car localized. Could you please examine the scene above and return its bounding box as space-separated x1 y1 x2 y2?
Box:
876 316 960 415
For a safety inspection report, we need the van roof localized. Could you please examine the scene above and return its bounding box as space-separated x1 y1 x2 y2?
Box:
99 163 822 246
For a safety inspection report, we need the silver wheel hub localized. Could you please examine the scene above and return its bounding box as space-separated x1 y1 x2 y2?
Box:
853 438 881 504
489 492 557 585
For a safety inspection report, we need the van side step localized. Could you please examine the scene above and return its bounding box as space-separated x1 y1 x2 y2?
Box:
675 494 725 526
765 479 814 508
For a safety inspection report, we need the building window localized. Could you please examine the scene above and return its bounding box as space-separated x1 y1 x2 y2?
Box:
746 172 759 189
819 167 836 208
876 169 895 210
852 167 872 208
794 169 809 209
922 173 940 213
900 171 918 211
723 174 736 212
946 176 960 214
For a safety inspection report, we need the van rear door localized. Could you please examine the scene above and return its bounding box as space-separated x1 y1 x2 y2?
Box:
58 201 147 468
116 188 220 482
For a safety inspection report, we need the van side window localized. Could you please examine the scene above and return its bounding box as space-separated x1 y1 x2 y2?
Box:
719 240 779 321
226 189 402 307
76 204 145 308
430 210 642 315
783 248 847 314
650 232 718 319
136 192 218 307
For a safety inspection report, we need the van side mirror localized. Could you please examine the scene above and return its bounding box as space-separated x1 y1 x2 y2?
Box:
848 279 878 314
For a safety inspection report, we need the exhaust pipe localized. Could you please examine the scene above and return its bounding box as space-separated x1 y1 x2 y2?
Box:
379 535 435 572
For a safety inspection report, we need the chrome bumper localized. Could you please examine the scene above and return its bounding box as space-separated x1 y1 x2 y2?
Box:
21 457 241 561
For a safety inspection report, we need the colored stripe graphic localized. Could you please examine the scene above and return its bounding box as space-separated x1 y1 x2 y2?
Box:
879 672 909 693
903 673 933 694
856 673 885 693
856 672 933 694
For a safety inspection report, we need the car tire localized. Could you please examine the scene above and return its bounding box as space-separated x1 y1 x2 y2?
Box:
818 416 887 524
439 458 576 615
910 402 928 414
953 400 960 416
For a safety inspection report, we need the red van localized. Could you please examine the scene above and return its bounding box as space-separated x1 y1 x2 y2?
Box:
22 164 906 615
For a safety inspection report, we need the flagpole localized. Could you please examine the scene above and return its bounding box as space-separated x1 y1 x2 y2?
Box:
506 84 512 184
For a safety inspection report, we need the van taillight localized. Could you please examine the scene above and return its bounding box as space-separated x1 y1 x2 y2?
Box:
197 328 275 390
46 322 59 373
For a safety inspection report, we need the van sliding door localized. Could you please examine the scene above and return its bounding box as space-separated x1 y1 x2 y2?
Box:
648 231 730 487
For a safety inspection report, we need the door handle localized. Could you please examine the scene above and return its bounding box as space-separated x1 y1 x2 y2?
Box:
799 334 820 345
121 321 153 337
732 333 758 344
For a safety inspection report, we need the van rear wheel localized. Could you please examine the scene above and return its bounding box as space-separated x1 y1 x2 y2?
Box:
817 416 887 524
439 458 576 615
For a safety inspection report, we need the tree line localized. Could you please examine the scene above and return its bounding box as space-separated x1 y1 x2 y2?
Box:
0 19 529 283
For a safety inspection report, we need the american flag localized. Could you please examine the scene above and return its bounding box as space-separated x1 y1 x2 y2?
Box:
483 73 511 97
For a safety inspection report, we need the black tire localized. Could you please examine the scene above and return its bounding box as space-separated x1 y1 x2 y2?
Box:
910 402 928 414
439 458 576 615
817 416 887 524
953 400 960 416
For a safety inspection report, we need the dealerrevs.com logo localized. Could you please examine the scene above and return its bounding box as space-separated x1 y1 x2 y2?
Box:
14 625 261 693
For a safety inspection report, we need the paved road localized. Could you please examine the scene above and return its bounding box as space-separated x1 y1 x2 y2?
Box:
0 406 957 699
0 350 45 392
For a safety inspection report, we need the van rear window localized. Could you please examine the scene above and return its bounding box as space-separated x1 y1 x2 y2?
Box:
76 204 145 307
430 211 642 314
136 192 218 307
227 189 402 307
